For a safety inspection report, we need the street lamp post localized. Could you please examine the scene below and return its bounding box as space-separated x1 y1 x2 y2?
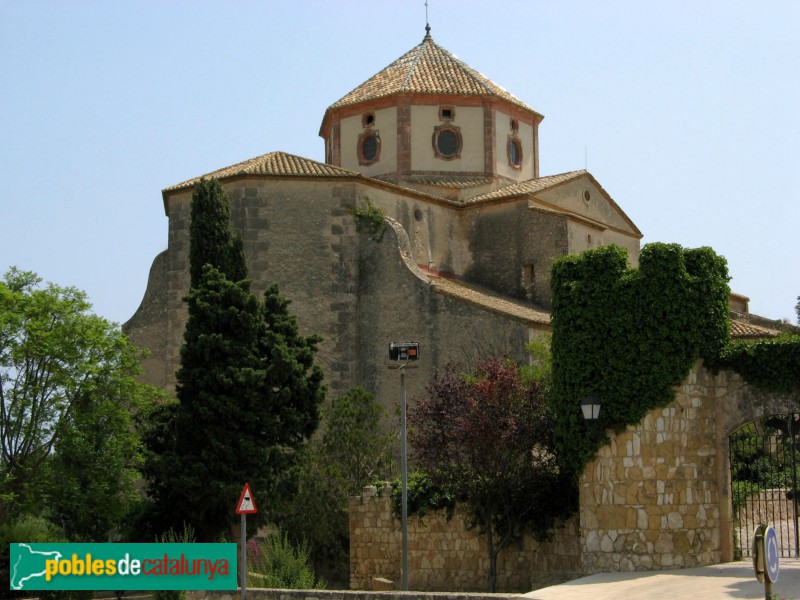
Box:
399 364 408 591
388 342 419 591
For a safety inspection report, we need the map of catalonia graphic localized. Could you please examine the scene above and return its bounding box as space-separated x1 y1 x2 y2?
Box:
10 544 63 590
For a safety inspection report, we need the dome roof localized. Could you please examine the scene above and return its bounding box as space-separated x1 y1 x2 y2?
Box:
321 32 541 130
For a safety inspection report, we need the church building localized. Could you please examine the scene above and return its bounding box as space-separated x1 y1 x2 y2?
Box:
124 28 777 406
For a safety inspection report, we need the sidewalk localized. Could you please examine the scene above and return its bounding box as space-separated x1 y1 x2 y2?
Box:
525 559 800 599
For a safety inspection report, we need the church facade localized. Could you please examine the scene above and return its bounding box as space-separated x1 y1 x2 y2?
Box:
125 30 778 398
123 28 790 586
125 30 653 405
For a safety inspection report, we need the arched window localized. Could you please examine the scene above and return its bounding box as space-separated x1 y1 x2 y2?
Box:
508 136 522 168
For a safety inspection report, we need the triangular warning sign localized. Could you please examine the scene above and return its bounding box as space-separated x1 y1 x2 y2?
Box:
236 482 258 514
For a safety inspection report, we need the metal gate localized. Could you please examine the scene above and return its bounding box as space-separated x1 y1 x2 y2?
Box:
729 413 800 558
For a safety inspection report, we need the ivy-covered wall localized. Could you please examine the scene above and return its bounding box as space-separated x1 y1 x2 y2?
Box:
550 243 731 477
716 336 800 394
550 242 800 573
551 242 800 468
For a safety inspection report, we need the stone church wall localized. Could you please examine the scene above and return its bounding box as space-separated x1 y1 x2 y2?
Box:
350 210 535 413
126 178 365 396
349 483 582 592
125 177 545 409
124 250 172 389
462 203 567 308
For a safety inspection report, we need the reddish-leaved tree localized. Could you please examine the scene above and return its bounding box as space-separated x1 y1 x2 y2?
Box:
409 357 575 592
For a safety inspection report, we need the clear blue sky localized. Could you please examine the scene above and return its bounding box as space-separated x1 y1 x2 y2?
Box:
2 0 798 325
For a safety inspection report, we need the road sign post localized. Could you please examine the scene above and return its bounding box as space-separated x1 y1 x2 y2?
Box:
753 524 780 600
236 484 258 600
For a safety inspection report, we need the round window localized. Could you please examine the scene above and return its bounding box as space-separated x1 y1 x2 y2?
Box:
362 134 378 162
436 128 461 159
358 131 380 165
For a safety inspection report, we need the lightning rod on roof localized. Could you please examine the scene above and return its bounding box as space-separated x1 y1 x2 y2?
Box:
425 0 431 37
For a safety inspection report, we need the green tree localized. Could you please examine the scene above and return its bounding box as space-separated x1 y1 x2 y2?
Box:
45 379 153 541
275 387 394 577
319 386 393 489
145 179 325 541
0 268 157 530
189 178 246 287
409 358 575 592
521 334 552 389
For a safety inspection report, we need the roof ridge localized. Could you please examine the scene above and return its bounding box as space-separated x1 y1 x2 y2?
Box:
432 41 505 97
467 169 589 203
400 38 428 91
162 150 360 194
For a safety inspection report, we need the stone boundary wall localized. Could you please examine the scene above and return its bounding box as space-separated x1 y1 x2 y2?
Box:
348 364 800 583
579 362 724 573
349 483 582 592
188 591 523 600
578 361 800 574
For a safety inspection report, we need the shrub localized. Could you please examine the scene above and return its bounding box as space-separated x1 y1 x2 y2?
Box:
154 524 196 600
248 531 324 589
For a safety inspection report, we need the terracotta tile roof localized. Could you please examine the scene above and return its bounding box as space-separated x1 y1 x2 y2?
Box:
163 151 358 193
429 275 551 326
466 170 587 203
326 34 539 115
401 175 495 189
730 319 781 339
429 277 777 338
465 169 643 237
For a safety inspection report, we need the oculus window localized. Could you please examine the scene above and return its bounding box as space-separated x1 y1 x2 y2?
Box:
358 131 381 165
432 125 462 160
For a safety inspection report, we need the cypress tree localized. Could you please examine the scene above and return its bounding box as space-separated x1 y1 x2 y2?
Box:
173 266 263 539
189 178 246 287
256 284 325 451
144 178 324 541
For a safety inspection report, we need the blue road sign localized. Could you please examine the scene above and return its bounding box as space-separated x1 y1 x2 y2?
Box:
765 526 780 583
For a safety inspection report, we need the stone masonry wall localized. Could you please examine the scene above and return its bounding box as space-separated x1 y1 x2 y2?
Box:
578 361 800 573
579 362 722 573
125 177 549 413
348 364 800 584
349 484 582 593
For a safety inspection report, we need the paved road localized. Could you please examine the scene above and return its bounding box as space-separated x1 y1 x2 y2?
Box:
525 559 800 599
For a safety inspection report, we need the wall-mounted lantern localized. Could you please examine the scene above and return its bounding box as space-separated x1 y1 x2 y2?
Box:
581 395 601 422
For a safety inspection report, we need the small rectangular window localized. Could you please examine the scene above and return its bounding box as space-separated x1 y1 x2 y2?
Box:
522 264 535 301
